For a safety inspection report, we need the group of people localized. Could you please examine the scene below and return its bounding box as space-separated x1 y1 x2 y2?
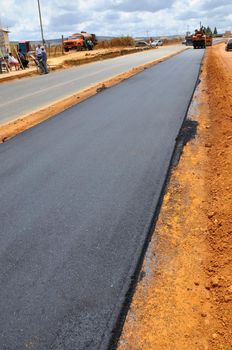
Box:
35 44 49 74
84 38 94 50
5 44 48 75
7 49 29 71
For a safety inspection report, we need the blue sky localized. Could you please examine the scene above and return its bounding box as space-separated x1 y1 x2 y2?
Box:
1 0 232 40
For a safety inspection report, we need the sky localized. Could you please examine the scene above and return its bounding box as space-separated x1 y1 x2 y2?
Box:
1 0 232 41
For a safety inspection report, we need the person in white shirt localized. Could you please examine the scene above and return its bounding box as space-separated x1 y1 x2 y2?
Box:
8 53 20 70
36 44 42 58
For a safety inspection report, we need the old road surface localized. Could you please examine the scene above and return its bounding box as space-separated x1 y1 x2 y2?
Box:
0 49 204 350
0 45 185 125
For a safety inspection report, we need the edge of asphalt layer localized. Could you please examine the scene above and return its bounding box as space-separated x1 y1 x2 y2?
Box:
0 48 187 143
100 51 205 350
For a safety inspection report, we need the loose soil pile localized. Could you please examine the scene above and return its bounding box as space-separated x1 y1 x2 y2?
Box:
118 43 232 350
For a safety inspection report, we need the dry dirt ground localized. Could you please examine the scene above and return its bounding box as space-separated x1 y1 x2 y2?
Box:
118 43 232 350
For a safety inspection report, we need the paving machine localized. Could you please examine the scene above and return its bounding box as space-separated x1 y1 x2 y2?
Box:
192 27 212 49
192 28 206 48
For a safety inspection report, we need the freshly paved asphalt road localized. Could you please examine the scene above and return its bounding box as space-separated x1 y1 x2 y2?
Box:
0 45 185 124
0 49 204 350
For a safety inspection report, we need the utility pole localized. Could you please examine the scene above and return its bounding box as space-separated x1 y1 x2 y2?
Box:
146 30 149 41
37 0 45 44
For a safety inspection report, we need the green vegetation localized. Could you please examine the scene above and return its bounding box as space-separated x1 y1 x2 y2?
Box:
201 26 219 37
205 26 213 37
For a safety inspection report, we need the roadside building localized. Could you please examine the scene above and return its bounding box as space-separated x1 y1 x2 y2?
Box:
224 31 231 38
0 28 10 55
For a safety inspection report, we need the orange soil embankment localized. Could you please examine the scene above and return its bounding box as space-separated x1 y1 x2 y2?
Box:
118 43 232 350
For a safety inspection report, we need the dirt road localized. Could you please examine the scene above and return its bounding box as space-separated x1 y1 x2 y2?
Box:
118 43 232 350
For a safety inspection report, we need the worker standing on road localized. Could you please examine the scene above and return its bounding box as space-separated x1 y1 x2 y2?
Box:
87 40 93 50
41 46 49 74
84 38 88 50
35 44 42 58
36 44 46 74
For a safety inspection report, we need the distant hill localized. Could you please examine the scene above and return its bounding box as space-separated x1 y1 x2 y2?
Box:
10 34 184 46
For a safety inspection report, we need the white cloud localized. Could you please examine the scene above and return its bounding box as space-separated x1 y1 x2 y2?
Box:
0 0 232 41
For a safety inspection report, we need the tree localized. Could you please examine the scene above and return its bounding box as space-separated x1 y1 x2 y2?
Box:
214 27 218 36
205 26 213 37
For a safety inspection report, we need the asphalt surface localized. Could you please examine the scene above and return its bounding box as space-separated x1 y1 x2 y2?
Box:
0 45 185 124
0 49 204 350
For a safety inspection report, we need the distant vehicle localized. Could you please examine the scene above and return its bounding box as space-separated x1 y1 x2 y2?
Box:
225 39 232 51
152 40 163 46
192 26 213 49
192 28 206 49
150 41 162 47
192 27 212 49
135 41 150 47
185 36 193 46
63 32 97 52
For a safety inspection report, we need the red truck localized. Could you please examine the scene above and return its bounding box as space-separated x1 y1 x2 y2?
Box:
63 32 97 52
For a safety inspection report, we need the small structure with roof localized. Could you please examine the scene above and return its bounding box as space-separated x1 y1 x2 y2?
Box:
0 27 10 56
224 31 231 38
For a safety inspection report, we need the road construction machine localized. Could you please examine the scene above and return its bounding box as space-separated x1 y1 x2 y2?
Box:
192 27 212 49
